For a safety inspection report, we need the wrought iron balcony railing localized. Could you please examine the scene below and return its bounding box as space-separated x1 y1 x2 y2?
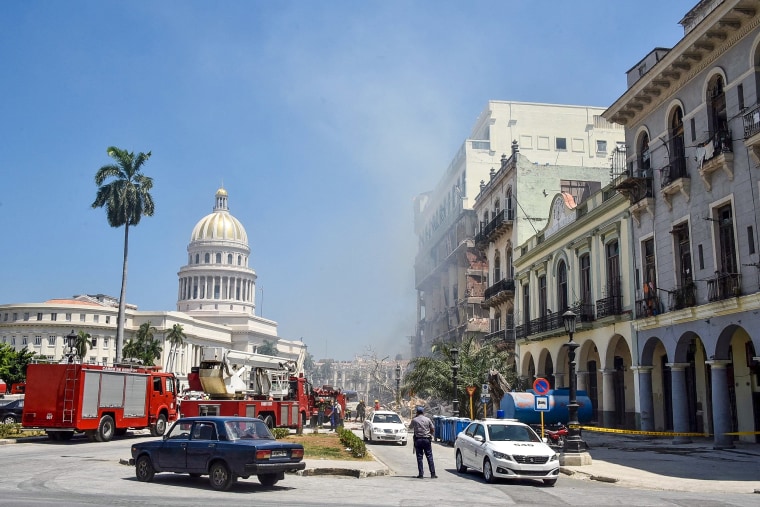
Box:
484 278 515 300
660 156 688 189
667 283 697 311
707 272 741 302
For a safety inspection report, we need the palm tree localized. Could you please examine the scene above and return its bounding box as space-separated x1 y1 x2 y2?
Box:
165 323 186 372
122 338 140 363
257 339 279 356
404 336 516 417
92 146 155 364
121 322 162 365
74 330 91 361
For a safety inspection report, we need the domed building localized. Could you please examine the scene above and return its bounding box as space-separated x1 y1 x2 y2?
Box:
0 187 304 387
178 187 257 316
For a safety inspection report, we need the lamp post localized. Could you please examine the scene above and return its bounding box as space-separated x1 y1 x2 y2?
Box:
562 310 587 454
65 330 77 363
451 347 459 416
395 363 401 407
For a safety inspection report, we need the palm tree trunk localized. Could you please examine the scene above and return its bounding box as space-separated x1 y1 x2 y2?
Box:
116 224 130 364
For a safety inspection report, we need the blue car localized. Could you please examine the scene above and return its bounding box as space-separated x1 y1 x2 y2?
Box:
130 416 305 491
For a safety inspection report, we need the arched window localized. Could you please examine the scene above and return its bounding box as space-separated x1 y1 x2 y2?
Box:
708 75 729 153
506 249 513 279
505 187 513 219
557 260 568 312
237 255 242 266
668 107 686 181
195 254 199 264
204 253 210 264
638 132 650 176
227 254 232 264
215 253 221 264
493 253 501 283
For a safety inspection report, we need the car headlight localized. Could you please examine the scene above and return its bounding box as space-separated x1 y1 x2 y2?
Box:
492 451 512 461
550 453 560 462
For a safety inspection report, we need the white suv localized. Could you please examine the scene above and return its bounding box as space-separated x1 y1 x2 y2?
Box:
454 419 560 486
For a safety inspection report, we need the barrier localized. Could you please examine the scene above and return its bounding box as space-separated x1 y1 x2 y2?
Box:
577 425 760 438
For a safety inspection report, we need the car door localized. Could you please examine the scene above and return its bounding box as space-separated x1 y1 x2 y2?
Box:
185 421 219 472
470 423 487 470
460 423 478 467
157 420 192 470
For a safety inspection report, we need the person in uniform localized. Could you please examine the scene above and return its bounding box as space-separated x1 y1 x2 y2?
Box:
409 406 437 478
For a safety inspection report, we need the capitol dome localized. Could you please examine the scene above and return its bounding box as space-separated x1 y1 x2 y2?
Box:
190 187 248 244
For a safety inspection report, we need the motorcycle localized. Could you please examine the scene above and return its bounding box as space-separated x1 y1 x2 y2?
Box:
544 423 568 447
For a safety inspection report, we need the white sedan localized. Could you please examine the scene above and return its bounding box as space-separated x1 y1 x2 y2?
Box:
362 410 408 445
454 419 560 486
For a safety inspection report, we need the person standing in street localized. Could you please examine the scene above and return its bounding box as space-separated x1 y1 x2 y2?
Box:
409 406 437 478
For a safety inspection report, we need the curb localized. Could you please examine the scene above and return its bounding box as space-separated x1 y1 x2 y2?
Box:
561 467 619 484
297 467 390 478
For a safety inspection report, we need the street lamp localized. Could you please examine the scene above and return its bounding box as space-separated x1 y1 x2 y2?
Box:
562 310 587 454
65 330 77 363
451 347 459 417
395 363 401 406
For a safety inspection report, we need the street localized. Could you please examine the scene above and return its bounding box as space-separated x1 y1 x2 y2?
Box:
0 431 757 507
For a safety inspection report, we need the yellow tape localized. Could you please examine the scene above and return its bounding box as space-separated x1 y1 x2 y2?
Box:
575 425 760 437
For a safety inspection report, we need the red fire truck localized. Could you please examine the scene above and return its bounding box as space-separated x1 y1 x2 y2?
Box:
22 363 179 442
179 347 345 430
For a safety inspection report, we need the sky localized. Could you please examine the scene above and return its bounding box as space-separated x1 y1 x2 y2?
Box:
0 0 692 361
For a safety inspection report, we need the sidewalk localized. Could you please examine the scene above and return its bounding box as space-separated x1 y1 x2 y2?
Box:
557 431 760 494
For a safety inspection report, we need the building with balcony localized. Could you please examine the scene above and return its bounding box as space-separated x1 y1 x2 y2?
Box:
604 0 760 447
413 101 624 358
511 184 635 427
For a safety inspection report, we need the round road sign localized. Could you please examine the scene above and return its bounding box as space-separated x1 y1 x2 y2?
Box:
533 377 550 395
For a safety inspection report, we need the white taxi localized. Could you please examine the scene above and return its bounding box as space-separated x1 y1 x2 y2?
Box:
362 410 408 445
454 419 560 486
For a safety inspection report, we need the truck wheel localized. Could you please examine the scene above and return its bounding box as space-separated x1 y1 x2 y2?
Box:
135 455 155 482
208 462 234 491
95 415 115 442
258 473 279 487
150 414 167 436
262 415 275 429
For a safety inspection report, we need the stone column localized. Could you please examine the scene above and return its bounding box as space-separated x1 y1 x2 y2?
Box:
632 366 654 431
707 360 734 449
601 369 616 428
667 363 692 444
577 370 588 392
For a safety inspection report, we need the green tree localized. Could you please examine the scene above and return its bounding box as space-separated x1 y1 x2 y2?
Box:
404 336 515 416
165 323 186 372
122 322 162 366
74 330 91 360
92 146 155 364
257 339 279 356
0 345 41 385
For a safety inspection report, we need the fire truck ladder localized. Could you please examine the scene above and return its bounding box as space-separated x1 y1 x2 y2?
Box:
62 364 78 424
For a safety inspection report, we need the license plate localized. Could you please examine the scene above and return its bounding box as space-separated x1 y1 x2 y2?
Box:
271 450 287 457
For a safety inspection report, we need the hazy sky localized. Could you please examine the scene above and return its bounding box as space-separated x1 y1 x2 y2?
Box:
0 1 690 361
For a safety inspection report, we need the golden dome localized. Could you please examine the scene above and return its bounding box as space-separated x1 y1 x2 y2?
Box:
190 188 248 244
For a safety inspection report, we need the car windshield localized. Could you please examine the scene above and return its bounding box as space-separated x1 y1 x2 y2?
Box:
373 413 402 424
487 424 542 442
224 419 274 441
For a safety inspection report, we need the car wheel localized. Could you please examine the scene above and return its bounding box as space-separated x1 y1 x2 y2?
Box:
483 458 496 484
258 473 279 487
543 478 557 487
95 415 115 442
362 428 368 442
456 450 467 473
3 415 17 424
150 414 167 436
135 455 155 482
209 462 234 491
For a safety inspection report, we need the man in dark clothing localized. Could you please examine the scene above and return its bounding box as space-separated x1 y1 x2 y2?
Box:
409 406 437 478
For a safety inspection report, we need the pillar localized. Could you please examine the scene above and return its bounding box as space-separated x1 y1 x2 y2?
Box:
667 363 692 444
633 366 654 431
707 360 734 449
601 369 616 428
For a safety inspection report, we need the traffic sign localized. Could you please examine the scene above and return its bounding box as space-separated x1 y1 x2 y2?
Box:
481 383 489 394
466 386 476 396
533 377 550 395
534 395 549 411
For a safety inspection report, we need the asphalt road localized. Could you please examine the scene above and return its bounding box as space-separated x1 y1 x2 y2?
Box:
0 431 757 507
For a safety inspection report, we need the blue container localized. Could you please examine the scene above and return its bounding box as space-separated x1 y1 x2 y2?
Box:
432 415 443 442
454 417 471 441
499 389 593 425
